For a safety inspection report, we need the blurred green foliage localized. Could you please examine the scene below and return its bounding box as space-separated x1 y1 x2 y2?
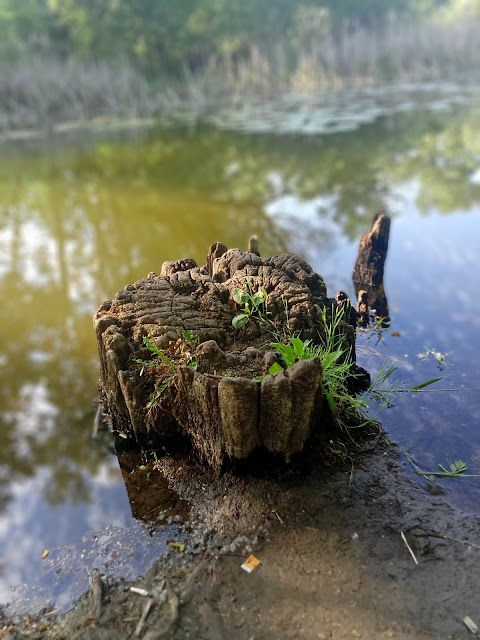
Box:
0 0 451 75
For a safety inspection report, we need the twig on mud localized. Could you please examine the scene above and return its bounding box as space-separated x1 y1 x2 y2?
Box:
167 585 180 625
182 557 209 596
135 597 154 637
143 503 168 518
90 569 103 619
400 531 419 565
272 509 284 525
45 554 71 574
414 531 480 551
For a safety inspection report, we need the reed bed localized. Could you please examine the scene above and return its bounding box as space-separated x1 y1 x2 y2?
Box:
2 12 480 133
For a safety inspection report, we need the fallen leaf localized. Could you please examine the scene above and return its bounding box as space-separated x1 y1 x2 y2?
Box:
41 549 49 559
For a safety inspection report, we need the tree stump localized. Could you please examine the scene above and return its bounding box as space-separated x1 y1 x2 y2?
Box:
94 243 364 469
352 212 391 326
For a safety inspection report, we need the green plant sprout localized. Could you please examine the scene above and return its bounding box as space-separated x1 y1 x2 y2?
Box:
418 348 449 368
231 285 269 329
366 362 443 409
269 333 348 414
437 460 468 476
255 301 446 435
146 382 170 410
181 328 199 346
267 336 325 374
403 450 480 479
265 304 359 423
136 335 198 414
135 336 176 371
178 329 199 370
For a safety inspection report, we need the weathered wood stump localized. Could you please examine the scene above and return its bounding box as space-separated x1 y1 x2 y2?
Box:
94 243 364 469
353 211 391 326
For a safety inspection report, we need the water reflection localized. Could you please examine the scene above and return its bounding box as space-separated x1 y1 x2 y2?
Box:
356 204 480 513
116 448 190 524
1 92 480 604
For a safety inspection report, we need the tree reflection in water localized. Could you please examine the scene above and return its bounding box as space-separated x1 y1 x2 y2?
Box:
2 94 480 598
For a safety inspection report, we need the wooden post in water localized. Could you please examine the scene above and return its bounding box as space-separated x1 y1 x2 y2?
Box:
352 211 391 327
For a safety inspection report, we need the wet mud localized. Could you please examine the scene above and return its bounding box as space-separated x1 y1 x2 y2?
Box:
3 439 480 640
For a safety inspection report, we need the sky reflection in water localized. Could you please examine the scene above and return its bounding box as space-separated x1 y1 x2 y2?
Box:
1 89 480 607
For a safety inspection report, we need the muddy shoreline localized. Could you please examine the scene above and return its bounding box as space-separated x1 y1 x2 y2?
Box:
2 439 480 640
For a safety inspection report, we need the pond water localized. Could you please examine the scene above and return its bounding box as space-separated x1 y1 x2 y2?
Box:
1 84 480 610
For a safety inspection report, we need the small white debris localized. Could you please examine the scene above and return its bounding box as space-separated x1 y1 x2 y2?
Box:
352 532 359 540
130 586 151 597
469 167 480 185
135 597 154 637
400 531 418 565
463 616 479 634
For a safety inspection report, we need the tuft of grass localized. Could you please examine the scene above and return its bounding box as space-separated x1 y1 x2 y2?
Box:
0 57 155 133
135 336 176 371
181 328 199 346
266 300 447 437
146 383 170 410
136 302 446 441
366 361 443 409
136 333 198 414
268 303 360 425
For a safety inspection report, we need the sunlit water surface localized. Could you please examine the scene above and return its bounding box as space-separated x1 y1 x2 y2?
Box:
1 84 480 610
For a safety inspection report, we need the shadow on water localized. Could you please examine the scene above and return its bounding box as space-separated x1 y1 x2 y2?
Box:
115 446 190 526
2 85 480 611
3 429 190 616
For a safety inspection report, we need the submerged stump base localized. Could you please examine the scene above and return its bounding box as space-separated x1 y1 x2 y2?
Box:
94 243 361 470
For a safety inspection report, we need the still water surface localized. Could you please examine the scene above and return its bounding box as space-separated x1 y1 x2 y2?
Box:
1 86 480 608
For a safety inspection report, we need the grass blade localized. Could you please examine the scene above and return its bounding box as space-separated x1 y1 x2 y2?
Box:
410 377 443 391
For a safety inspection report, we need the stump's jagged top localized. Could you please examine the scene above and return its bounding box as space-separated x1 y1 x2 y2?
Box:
94 243 358 469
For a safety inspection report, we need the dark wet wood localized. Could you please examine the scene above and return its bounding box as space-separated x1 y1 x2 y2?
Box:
336 291 357 328
248 235 260 256
94 244 360 469
356 290 370 328
353 211 390 326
